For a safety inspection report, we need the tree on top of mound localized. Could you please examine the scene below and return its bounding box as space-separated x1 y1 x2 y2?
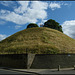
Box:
27 23 39 29
43 19 63 33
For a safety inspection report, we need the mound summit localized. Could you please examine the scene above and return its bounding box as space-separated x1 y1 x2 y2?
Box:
0 27 75 54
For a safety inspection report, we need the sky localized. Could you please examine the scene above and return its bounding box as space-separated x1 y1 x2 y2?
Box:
0 1 75 41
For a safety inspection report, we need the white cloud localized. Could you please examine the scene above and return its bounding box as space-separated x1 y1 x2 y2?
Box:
0 9 37 25
0 1 48 28
0 11 28 24
15 25 22 29
0 34 7 41
62 20 75 39
49 2 69 10
0 1 70 30
38 19 47 26
49 2 61 10
0 9 10 15
0 1 16 8
14 1 29 14
30 1 48 10
0 1 12 6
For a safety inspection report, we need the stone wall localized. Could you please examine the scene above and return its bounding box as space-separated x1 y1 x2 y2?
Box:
0 54 27 69
31 54 75 69
0 54 75 69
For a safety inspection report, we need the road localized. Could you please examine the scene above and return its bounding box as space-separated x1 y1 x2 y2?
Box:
38 69 75 74
0 69 33 74
17 68 75 74
1 68 75 74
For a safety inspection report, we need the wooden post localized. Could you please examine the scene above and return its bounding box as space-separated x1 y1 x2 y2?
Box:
58 65 60 71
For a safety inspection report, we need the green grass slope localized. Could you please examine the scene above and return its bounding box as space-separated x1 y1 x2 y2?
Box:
0 27 75 54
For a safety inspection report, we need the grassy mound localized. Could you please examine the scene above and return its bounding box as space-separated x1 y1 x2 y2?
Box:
0 27 75 54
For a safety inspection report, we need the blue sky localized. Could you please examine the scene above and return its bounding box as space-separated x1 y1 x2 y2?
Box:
0 1 75 41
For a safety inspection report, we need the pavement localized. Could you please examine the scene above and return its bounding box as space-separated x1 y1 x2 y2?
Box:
14 68 75 74
0 67 75 74
0 67 40 75
0 69 32 74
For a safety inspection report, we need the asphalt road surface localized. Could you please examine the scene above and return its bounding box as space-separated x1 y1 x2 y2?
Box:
0 69 33 74
1 68 75 74
38 69 75 74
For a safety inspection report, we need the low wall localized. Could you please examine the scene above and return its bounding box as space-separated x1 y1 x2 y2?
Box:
0 54 75 69
31 54 75 69
0 54 27 69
